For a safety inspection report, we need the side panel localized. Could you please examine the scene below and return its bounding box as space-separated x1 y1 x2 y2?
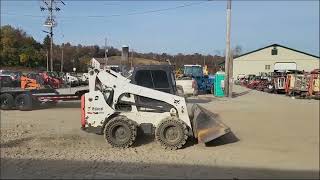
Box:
123 111 171 127
84 91 115 128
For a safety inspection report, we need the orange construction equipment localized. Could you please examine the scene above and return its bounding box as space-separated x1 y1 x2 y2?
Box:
285 74 294 95
40 72 61 89
20 76 41 89
308 69 320 98
203 65 209 76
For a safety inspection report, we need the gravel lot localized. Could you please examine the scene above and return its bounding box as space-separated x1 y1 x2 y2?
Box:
1 85 319 179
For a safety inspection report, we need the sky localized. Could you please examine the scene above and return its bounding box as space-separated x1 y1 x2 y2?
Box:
1 0 319 56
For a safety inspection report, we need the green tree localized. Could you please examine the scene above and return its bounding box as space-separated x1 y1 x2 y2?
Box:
0 25 19 65
19 53 29 64
1 25 46 67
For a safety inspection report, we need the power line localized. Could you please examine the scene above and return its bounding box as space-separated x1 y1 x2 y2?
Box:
75 1 207 18
2 4 38 7
120 2 207 17
1 12 45 18
2 1 208 19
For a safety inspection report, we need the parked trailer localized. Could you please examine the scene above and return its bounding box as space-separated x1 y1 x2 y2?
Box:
285 73 309 97
0 86 88 111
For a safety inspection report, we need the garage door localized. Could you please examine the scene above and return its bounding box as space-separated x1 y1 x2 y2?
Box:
274 62 297 71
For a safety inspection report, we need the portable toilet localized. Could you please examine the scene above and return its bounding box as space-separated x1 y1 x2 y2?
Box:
214 71 225 97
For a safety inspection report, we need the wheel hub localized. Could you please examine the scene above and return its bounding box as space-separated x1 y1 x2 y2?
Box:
164 126 179 142
18 99 24 105
1 98 8 105
112 125 128 142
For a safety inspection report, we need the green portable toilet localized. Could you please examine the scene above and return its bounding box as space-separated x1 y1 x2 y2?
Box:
214 71 225 97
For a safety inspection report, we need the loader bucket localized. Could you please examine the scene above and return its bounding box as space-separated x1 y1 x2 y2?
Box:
188 104 231 143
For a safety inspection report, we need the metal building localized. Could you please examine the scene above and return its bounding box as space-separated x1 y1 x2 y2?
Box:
233 44 319 79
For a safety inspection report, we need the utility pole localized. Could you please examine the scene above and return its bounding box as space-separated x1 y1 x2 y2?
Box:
224 0 232 97
46 50 49 71
104 37 108 67
40 0 65 72
49 0 53 71
61 43 64 72
131 48 134 68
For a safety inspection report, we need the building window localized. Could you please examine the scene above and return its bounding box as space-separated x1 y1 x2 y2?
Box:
271 47 278 55
265 65 271 70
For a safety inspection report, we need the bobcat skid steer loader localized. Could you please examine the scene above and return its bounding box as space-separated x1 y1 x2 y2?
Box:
81 65 230 150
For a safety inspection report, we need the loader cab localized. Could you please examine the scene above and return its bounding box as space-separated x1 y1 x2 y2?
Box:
130 65 178 111
131 65 177 95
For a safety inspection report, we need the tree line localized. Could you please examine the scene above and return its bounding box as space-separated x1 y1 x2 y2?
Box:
1 25 242 73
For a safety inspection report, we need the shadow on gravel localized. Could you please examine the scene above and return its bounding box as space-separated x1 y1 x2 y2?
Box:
186 98 212 104
232 90 252 98
0 137 33 148
205 132 239 147
1 157 318 179
48 102 81 109
181 131 239 149
31 101 81 111
134 134 155 147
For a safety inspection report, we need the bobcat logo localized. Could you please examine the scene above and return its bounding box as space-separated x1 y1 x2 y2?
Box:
174 99 180 104
92 107 103 111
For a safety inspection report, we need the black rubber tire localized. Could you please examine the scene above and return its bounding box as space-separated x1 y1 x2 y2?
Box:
32 97 41 107
14 94 33 111
155 117 188 150
0 93 14 110
104 116 137 148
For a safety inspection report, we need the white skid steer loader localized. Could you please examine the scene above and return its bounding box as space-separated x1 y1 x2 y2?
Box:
81 66 230 150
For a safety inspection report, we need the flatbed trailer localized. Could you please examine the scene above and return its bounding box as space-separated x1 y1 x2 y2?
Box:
0 86 88 111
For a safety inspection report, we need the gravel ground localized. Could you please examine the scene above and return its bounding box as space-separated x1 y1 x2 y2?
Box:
1 85 319 179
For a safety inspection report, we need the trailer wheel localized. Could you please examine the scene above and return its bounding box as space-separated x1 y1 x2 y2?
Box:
210 85 214 94
155 117 188 150
46 101 57 107
15 94 33 111
0 93 14 110
104 116 137 148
